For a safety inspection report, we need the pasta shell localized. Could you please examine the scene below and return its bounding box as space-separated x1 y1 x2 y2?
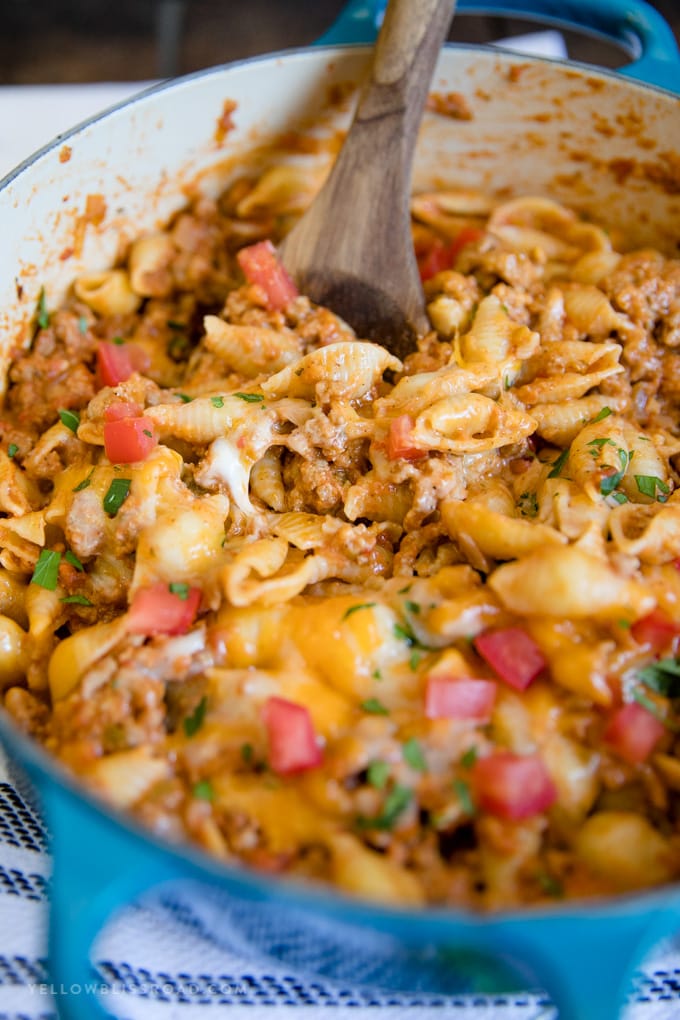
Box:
413 393 536 453
441 499 565 560
563 285 627 338
609 503 680 564
85 747 171 809
74 269 141 316
203 315 301 375
0 511 46 547
488 545 655 620
261 342 401 403
530 395 625 447
378 362 499 418
222 538 330 606
146 394 276 443
250 449 286 511
48 618 127 701
0 451 34 516
236 162 326 217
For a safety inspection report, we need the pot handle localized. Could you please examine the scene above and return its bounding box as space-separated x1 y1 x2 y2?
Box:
42 776 179 1020
317 0 680 93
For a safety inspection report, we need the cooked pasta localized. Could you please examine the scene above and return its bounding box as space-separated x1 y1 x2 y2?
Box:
1 140 680 913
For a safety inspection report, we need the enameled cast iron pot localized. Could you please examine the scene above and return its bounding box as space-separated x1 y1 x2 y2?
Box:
0 1 679 1017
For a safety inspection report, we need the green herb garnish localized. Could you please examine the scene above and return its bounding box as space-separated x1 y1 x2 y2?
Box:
536 870 564 898
7 443 18 459
600 448 629 496
460 746 478 769
404 600 421 615
30 549 61 591
73 469 94 493
61 594 93 606
36 287 49 329
177 393 193 403
193 779 214 801
366 760 390 789
234 392 265 403
357 784 412 830
609 491 628 504
590 407 612 424
112 336 125 346
183 696 207 737
547 448 569 479
360 697 389 715
78 316 89 335
518 491 538 518
402 738 427 772
638 657 680 698
169 581 190 600
632 687 678 730
210 396 225 408
241 742 254 764
452 777 476 816
58 408 80 433
103 478 131 516
64 550 84 572
409 649 422 672
342 602 376 621
635 474 670 501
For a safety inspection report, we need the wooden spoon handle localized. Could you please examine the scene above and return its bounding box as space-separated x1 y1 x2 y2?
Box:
356 0 456 147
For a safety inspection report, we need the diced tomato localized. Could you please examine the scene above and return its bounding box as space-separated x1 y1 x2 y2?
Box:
471 752 557 820
631 610 680 656
104 416 157 463
417 226 484 282
425 674 497 721
97 342 149 387
126 582 201 636
262 696 322 775
387 414 427 461
603 701 666 764
473 627 546 691
104 401 143 422
236 240 298 311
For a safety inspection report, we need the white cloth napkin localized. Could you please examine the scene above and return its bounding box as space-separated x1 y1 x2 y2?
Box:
1 30 678 1020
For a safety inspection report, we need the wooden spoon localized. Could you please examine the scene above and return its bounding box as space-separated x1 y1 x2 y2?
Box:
280 0 456 360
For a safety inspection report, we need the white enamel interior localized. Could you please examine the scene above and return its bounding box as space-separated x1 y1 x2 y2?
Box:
0 45 678 388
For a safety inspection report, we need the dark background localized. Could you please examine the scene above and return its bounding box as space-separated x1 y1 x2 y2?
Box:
0 0 678 84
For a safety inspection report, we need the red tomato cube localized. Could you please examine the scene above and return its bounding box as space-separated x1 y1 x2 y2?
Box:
603 701 666 764
472 752 557 820
126 582 201 636
387 415 427 461
104 416 157 464
104 401 143 422
630 610 680 656
262 696 322 775
236 240 298 311
424 675 497 721
97 342 149 387
473 627 546 691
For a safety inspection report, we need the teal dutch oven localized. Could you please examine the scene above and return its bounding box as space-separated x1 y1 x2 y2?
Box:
0 1 678 1017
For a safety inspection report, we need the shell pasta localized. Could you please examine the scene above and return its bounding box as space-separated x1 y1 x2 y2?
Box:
1 157 680 911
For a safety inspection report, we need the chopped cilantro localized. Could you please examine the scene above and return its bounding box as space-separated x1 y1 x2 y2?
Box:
78 315 89 335
166 319 186 330
404 600 421 615
600 448 629 496
73 469 94 493
36 287 49 329
536 870 564 898
367 760 390 789
632 687 678 730
183 696 207 737
169 581 190 600
143 429 153 438
192 779 214 801
103 477 131 516
617 618 632 629
7 443 18 459
590 407 612 424
637 658 680 698
397 584 412 595
460 746 478 769
547 448 569 479
112 336 125 345
61 594 93 606
635 474 670 501
402 738 427 772
241 742 254 764
342 602 376 621
64 550 84 572
372 668 382 681
234 392 265 403
409 649 422 672
452 777 476 816
168 333 190 361
357 784 412 830
210 396 225 408
30 549 61 591
177 393 193 403
58 408 80 433
609 491 628 504
360 697 389 715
